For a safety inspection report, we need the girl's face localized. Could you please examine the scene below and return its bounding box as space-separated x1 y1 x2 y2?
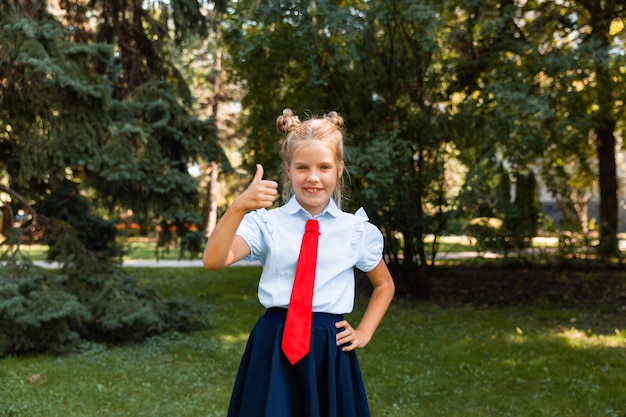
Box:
286 141 343 216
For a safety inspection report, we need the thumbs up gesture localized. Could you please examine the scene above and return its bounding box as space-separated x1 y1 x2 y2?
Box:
234 164 278 211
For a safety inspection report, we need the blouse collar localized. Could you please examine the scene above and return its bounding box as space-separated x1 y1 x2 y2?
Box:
284 196 341 219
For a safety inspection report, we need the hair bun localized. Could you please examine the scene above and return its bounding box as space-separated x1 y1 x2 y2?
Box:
276 108 301 134
324 111 344 130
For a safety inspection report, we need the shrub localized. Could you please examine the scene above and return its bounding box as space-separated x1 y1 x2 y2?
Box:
0 265 91 356
0 220 208 357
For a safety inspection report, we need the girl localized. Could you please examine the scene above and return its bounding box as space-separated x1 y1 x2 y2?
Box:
203 108 395 417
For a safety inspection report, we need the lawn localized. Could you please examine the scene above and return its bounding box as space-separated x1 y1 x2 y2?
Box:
12 240 189 262
16 235 483 262
1 266 625 417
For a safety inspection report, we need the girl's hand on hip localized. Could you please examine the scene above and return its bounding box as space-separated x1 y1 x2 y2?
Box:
335 320 370 351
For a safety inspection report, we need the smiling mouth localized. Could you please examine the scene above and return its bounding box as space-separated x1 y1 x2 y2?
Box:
304 187 323 194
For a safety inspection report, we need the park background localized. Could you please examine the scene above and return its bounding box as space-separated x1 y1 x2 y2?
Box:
1 0 626 416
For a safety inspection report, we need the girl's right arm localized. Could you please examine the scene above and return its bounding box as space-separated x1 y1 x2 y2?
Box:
202 164 278 270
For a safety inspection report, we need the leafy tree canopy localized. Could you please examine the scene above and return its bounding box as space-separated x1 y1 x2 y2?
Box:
221 0 626 295
0 0 227 355
0 0 229 255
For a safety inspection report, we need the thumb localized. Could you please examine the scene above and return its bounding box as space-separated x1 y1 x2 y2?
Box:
252 164 264 182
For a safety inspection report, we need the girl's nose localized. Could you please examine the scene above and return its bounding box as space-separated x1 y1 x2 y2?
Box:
307 172 320 182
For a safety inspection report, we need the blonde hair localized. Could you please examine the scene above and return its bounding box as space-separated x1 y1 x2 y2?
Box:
276 108 346 206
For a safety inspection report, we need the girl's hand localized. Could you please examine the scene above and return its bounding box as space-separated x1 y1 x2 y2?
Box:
202 164 277 270
233 164 278 212
335 320 371 351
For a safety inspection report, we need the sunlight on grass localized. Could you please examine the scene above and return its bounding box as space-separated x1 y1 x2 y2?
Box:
2 268 625 417
356 298 626 417
557 327 626 349
220 333 251 346
5 244 49 260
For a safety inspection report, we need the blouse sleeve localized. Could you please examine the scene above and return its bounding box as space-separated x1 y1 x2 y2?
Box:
236 209 268 263
354 209 384 272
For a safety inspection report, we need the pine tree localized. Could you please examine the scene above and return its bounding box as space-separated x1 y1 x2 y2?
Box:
0 0 226 355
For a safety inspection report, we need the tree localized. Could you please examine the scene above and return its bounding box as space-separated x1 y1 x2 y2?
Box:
522 0 626 256
219 0 625 297
448 0 626 258
0 0 229 257
0 0 227 355
222 0 469 296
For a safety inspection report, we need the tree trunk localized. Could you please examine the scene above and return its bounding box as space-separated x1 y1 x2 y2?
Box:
588 1 620 256
596 122 618 255
204 161 219 236
204 49 223 237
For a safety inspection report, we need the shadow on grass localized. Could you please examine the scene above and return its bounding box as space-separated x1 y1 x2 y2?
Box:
359 298 625 417
1 266 625 417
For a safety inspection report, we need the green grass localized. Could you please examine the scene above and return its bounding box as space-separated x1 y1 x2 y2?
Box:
15 235 483 262
122 240 188 261
11 240 193 262
11 234 625 262
1 267 625 417
8 244 49 261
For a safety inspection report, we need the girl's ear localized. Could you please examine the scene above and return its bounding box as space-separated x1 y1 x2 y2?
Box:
338 160 345 177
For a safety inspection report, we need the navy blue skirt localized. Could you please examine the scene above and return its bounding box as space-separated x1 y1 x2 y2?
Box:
227 308 370 417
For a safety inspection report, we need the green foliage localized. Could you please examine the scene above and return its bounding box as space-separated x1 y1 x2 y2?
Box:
81 271 206 343
0 16 112 188
0 0 228 357
0 222 207 357
35 182 120 258
100 80 227 247
0 265 208 357
87 77 222 246
223 0 464 296
224 0 626 293
177 229 207 260
466 217 509 255
521 0 625 254
2 0 625 305
462 166 540 256
0 266 90 356
0 1 228 256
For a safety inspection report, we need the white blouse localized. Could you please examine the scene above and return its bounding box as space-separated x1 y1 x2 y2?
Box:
237 196 383 314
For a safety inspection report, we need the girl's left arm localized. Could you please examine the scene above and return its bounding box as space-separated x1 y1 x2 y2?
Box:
336 259 395 351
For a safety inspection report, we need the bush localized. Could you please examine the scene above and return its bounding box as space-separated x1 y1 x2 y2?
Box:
0 265 90 356
0 220 208 357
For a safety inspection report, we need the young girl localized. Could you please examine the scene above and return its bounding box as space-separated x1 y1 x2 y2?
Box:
203 108 395 417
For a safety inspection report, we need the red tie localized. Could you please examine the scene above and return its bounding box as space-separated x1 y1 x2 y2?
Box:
282 219 320 365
